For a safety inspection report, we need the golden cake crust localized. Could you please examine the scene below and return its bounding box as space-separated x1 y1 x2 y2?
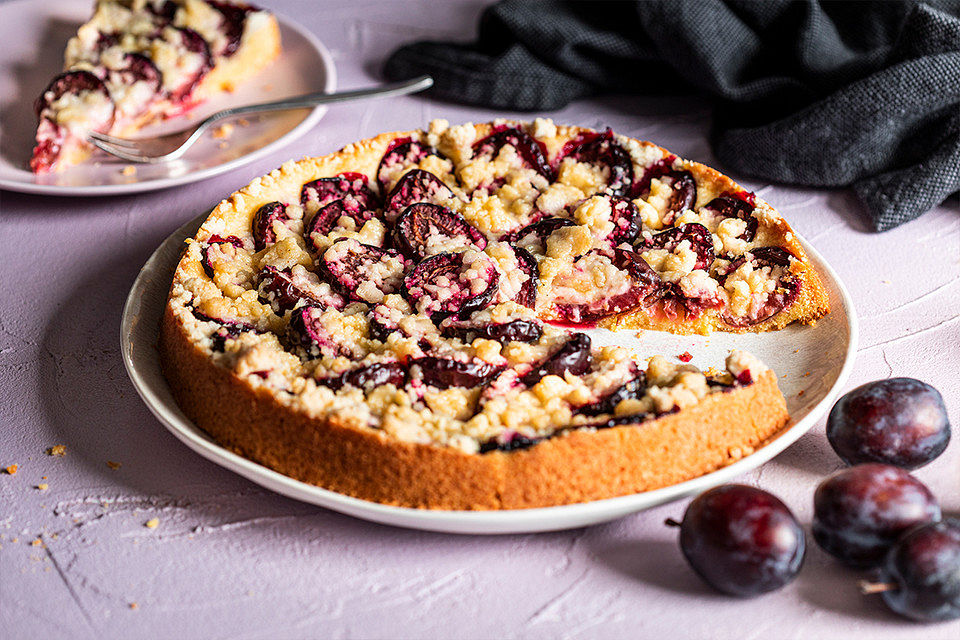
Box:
158 120 818 509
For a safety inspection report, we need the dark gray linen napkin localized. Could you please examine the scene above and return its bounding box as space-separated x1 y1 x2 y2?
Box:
384 0 960 231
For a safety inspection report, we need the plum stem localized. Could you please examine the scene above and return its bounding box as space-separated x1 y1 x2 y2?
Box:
858 580 897 595
664 518 682 528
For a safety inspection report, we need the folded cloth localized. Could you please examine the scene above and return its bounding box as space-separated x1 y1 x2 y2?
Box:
384 0 960 231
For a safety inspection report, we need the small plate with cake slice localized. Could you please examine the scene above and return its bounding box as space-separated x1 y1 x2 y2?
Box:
0 0 335 195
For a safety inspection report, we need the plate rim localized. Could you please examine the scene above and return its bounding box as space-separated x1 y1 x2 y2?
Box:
0 5 337 196
121 213 859 535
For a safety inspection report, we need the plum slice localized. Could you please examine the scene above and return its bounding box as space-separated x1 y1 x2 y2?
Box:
605 196 642 245
471 126 553 180
256 265 344 314
286 305 352 359
103 53 162 116
166 27 213 102
31 70 116 172
704 195 758 243
192 309 258 352
638 168 697 225
376 138 447 193
383 169 456 221
513 245 539 309
719 247 801 327
318 238 407 304
304 199 377 252
558 130 633 196
319 362 407 392
411 357 503 389
201 234 245 278
392 203 486 260
577 374 647 416
301 172 379 215
509 217 576 253
402 251 499 318
639 223 715 271
520 333 592 386
441 318 543 344
33 69 115 123
477 413 651 453
553 249 662 324
252 201 294 251
207 0 254 57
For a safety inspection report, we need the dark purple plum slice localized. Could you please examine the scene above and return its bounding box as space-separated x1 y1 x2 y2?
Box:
509 216 576 253
477 414 651 453
104 53 162 100
392 203 486 260
286 305 352 359
557 130 633 196
207 0 254 56
252 201 292 251
318 238 407 303
637 169 696 225
201 234 244 278
34 70 115 128
576 373 647 416
411 357 503 389
719 248 801 327
304 199 377 252
256 265 344 314
704 195 758 243
191 308 258 352
639 223 715 271
402 251 499 318
520 333 592 386
166 27 213 101
513 245 539 309
553 249 662 324
376 138 447 193
441 318 543 344
301 172 379 215
383 169 456 221
471 126 552 180
319 362 407 392
605 196 642 245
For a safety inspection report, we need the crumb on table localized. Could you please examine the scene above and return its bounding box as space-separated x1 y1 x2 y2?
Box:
144 518 159 529
46 445 66 457
106 461 122 470
121 165 136 176
4 464 17 475
36 483 48 491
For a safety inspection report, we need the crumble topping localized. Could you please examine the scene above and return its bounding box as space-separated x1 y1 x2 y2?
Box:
169 120 807 454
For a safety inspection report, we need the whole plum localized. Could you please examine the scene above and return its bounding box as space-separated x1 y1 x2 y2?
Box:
827 378 950 470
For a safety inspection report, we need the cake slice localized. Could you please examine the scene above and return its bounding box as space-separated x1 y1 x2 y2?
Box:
31 0 281 173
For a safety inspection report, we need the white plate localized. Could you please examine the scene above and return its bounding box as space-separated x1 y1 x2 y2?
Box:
121 213 858 534
0 0 335 196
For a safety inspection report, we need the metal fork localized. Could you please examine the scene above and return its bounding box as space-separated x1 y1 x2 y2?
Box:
88 75 434 163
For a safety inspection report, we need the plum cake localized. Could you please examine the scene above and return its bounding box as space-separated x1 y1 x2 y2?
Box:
31 0 281 173
159 119 830 509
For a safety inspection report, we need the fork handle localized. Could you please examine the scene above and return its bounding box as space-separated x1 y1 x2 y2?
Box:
203 75 434 124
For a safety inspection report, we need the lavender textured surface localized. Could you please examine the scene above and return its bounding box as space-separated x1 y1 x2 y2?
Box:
1 1 958 638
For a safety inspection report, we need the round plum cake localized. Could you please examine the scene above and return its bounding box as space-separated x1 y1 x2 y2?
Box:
159 119 829 509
